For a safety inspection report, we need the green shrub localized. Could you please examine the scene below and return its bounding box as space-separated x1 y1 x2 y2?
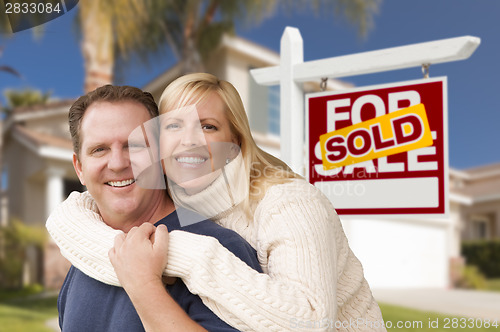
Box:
462 239 500 278
0 219 47 290
0 283 44 302
454 265 486 290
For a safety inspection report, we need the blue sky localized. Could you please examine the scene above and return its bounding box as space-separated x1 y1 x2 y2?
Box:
1 0 499 169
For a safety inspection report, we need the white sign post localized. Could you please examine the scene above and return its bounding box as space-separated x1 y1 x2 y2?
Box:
250 27 480 176
250 27 480 289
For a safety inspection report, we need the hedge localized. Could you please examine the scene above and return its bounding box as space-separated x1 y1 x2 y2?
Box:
461 239 500 278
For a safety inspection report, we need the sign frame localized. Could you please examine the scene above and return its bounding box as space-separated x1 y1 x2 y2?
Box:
306 77 449 218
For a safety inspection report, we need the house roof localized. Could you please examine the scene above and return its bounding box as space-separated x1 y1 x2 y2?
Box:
450 162 500 205
219 34 353 90
219 34 280 65
142 34 353 94
459 162 500 179
4 100 74 163
452 178 500 197
11 99 74 115
6 100 74 130
11 125 73 161
13 125 72 150
141 35 280 95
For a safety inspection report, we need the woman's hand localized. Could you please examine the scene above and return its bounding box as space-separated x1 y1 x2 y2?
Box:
109 223 170 291
109 224 208 331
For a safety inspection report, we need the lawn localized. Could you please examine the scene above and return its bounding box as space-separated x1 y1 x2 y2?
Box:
486 278 500 292
0 295 58 332
380 302 498 331
0 295 499 331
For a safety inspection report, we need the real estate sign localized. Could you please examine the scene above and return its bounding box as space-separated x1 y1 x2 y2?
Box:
306 77 448 217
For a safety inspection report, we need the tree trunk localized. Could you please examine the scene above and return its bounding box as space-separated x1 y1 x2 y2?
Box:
80 3 114 93
0 116 5 227
180 38 205 74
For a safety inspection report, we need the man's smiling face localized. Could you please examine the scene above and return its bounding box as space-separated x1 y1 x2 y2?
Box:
73 100 164 230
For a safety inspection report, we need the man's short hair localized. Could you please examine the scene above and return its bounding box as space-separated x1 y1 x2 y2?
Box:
69 85 158 157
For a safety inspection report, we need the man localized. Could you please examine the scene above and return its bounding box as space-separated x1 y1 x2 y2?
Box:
56 85 261 331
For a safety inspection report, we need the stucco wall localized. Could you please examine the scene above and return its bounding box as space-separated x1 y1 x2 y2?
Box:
5 138 30 221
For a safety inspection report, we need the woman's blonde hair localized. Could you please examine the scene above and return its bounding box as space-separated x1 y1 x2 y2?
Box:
159 73 301 208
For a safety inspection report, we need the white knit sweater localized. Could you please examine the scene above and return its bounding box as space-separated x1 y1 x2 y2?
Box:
46 157 385 331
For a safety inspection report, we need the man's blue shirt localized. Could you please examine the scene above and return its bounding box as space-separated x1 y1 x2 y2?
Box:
58 208 262 332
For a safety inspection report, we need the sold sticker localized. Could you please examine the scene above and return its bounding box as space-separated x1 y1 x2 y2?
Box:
319 103 433 170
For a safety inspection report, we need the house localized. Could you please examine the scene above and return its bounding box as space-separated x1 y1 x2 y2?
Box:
1 34 497 290
1 100 82 288
450 163 500 241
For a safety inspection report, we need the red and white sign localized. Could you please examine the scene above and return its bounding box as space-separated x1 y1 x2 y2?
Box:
306 77 448 217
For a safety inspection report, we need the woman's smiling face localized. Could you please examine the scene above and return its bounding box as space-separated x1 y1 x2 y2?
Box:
160 92 239 194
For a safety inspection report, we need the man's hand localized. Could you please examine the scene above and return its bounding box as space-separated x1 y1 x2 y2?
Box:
109 223 170 291
109 224 207 331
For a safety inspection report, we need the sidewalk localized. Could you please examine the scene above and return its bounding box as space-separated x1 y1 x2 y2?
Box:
45 317 60 332
372 288 500 321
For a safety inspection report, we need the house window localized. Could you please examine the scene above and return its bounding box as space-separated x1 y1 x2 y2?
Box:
1 166 7 191
470 215 491 240
268 85 280 135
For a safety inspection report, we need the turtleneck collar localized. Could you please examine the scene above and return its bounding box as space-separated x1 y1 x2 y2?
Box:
168 152 248 226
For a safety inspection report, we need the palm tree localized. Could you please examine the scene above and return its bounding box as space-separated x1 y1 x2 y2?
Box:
0 45 22 227
78 1 152 92
0 64 21 81
0 46 22 84
78 0 380 93
0 3 12 34
2 0 381 93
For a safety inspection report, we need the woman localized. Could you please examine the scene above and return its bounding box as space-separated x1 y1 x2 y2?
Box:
47 73 385 331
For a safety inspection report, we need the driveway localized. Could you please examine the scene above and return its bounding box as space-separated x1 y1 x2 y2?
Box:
373 288 500 321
